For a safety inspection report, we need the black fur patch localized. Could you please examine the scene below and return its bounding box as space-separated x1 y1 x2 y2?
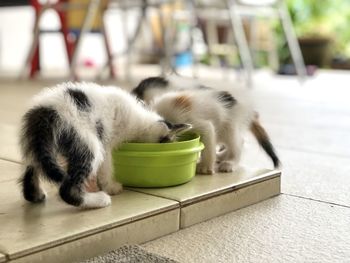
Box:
96 120 104 141
159 136 171 143
159 119 173 129
21 106 65 183
20 166 46 203
58 125 94 206
21 106 95 207
67 88 91 111
132 77 169 99
250 120 280 168
59 179 84 207
260 140 280 168
217 91 237 108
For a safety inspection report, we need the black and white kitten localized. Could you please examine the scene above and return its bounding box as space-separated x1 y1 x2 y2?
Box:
20 82 190 208
132 76 280 174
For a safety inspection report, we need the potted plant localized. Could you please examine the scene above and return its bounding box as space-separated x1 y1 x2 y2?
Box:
286 0 334 67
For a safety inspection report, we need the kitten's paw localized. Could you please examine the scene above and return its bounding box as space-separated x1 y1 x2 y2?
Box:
26 189 47 203
104 181 123 195
196 163 215 175
81 191 111 209
218 161 237 173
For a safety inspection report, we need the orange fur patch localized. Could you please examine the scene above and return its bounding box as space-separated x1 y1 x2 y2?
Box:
173 95 192 111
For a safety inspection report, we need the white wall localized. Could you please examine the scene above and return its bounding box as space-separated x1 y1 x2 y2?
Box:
0 6 144 73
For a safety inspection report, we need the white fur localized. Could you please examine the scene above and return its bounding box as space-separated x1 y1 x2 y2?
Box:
81 191 111 209
148 80 255 175
25 82 174 208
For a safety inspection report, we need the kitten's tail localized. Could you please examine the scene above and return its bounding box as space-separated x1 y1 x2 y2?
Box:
132 76 169 100
20 107 66 202
250 113 281 168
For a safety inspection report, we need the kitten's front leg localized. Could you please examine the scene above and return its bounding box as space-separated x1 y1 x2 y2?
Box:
97 150 123 195
218 126 243 173
196 122 216 175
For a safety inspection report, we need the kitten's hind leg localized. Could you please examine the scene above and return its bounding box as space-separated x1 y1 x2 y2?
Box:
59 175 111 209
20 165 46 203
97 150 123 195
59 158 111 209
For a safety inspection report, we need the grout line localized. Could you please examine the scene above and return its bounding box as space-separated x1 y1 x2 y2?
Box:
126 188 181 204
0 157 22 165
0 248 9 263
282 193 350 209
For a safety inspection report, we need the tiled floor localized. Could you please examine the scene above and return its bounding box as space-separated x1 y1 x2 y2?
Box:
144 195 350 263
142 70 350 262
0 73 280 262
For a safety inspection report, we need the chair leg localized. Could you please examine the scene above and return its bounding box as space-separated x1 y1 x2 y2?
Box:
278 0 306 82
125 1 147 81
226 0 254 87
157 3 176 76
20 8 42 79
187 0 199 78
268 26 279 71
101 18 116 78
70 0 101 80
249 17 258 68
29 44 40 78
57 8 74 65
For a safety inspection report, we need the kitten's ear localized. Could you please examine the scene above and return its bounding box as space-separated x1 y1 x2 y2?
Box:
170 123 192 135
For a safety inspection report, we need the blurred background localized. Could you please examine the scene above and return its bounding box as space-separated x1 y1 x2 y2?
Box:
0 0 349 82
1 2 350 261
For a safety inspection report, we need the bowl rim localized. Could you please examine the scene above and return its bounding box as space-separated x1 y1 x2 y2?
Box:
120 132 200 147
114 143 204 157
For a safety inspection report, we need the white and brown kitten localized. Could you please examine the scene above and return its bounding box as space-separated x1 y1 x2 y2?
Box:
132 77 280 174
20 82 190 208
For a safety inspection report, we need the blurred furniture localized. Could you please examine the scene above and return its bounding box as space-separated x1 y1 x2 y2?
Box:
100 0 176 80
192 0 306 86
229 0 306 85
21 0 115 79
0 0 29 6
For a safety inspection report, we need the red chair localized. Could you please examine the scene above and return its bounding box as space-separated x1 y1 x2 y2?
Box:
23 0 115 79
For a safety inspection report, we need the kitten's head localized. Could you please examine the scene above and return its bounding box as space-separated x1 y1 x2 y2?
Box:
139 120 192 143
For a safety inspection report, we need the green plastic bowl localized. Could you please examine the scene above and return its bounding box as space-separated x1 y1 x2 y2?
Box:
113 133 204 187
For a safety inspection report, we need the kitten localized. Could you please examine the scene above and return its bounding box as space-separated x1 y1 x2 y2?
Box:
19 82 190 208
132 77 280 174
132 75 203 104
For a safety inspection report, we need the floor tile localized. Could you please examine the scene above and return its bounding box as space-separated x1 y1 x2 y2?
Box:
129 169 280 205
0 159 21 182
180 176 280 228
0 123 21 163
265 122 350 158
0 179 179 260
278 148 350 206
143 195 350 263
0 81 42 126
9 210 179 263
256 99 350 131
